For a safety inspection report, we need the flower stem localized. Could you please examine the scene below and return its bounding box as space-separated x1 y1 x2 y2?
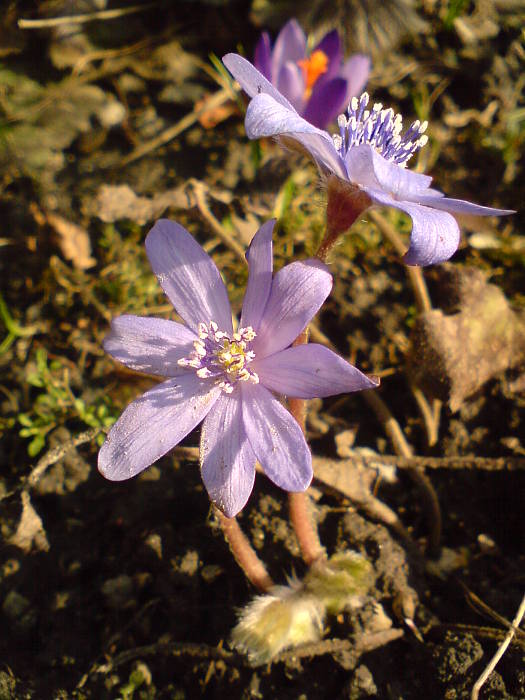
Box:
287 188 369 565
288 329 326 565
215 507 274 592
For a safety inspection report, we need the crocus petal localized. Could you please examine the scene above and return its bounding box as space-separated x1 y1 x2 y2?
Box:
271 19 306 79
304 77 348 129
145 220 233 336
408 195 515 217
346 144 432 198
276 61 305 112
314 30 342 82
222 53 296 111
254 32 272 80
253 344 379 398
369 191 461 266
245 93 347 177
103 315 196 376
340 55 371 104
252 259 332 358
98 375 221 481
241 383 312 492
200 391 256 517
240 219 275 331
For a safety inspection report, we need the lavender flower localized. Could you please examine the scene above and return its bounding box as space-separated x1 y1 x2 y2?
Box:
224 19 370 129
98 219 377 517
221 75 513 265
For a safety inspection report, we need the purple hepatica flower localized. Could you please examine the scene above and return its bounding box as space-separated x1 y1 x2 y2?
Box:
98 219 377 517
224 19 370 130
230 85 514 266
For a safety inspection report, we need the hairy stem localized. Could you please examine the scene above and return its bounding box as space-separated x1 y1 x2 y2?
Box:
288 329 326 564
215 508 274 592
287 191 368 565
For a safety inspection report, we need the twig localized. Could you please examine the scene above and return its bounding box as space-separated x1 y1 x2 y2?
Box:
172 447 525 471
369 209 442 449
471 593 525 700
18 2 160 28
189 180 247 263
1 426 106 502
410 382 440 447
363 390 442 555
369 210 432 313
119 88 231 167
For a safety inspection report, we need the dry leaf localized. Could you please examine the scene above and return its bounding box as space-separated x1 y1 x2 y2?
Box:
94 184 191 224
8 491 49 553
46 212 96 270
407 266 525 411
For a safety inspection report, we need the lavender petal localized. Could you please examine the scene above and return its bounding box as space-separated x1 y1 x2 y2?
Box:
370 191 461 265
240 219 275 331
252 259 332 358
200 391 257 517
254 344 379 398
222 54 296 111
276 61 306 112
98 375 221 481
145 220 233 335
241 383 312 492
346 144 432 197
409 195 515 217
245 93 347 177
103 315 197 376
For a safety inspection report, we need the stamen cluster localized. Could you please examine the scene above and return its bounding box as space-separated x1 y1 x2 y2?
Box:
333 92 428 167
178 321 259 393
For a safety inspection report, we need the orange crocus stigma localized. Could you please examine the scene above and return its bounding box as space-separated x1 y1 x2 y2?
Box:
297 49 329 98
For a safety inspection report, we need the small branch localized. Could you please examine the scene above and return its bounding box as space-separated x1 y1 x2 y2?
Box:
363 390 442 555
471 593 525 700
369 210 432 313
18 2 160 28
409 383 440 447
215 508 274 592
189 179 247 263
119 88 231 167
172 447 525 473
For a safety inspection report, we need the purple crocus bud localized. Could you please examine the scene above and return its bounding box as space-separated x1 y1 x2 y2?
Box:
235 88 514 266
225 19 370 130
99 219 378 517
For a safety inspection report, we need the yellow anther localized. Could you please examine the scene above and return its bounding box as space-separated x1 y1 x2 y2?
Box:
298 49 329 98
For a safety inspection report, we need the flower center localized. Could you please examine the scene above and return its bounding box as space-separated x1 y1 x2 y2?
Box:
298 49 329 98
332 92 428 167
178 322 259 393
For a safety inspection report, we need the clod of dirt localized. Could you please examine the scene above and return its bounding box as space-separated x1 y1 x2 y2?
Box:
2 590 37 635
407 266 525 411
100 575 134 610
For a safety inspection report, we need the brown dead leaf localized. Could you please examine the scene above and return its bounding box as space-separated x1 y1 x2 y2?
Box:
92 181 233 226
8 491 49 553
94 184 191 224
46 212 96 270
407 266 525 412
195 92 238 129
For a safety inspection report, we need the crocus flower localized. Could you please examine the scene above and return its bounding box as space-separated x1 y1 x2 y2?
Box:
98 219 377 517
220 62 514 265
224 19 370 129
